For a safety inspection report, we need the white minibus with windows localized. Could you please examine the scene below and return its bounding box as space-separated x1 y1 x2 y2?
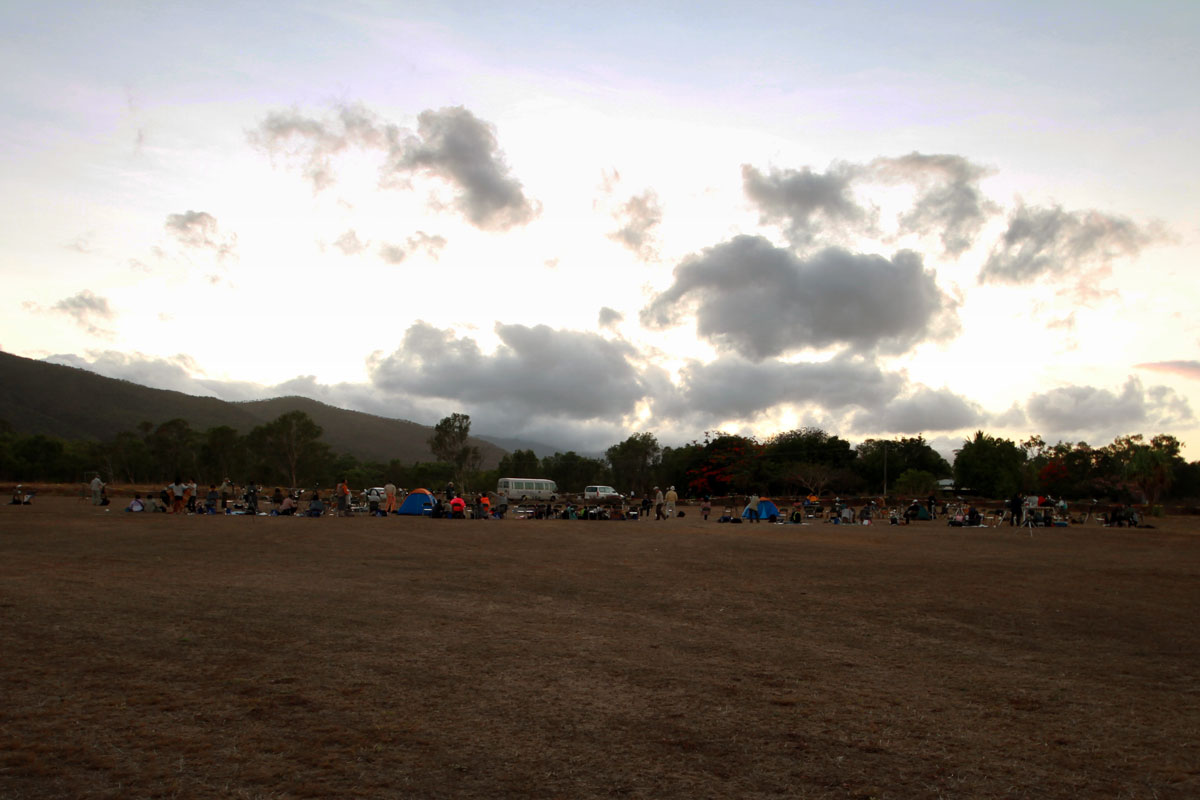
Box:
496 477 559 505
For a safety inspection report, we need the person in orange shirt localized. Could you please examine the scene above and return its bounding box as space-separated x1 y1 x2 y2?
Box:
384 481 397 514
336 478 351 516
479 494 491 519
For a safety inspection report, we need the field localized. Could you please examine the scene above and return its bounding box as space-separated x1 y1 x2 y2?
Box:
2 497 1198 799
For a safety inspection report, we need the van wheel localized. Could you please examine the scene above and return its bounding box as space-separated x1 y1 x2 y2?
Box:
550 495 557 502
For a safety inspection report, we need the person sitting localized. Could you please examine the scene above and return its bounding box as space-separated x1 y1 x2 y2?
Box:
126 494 145 512
278 494 297 516
306 493 325 517
967 506 982 526
449 496 467 518
205 485 219 514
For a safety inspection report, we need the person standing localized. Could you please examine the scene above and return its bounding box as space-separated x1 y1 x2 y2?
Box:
336 478 351 516
664 486 678 519
701 497 712 521
1009 492 1023 527
384 481 397 514
245 481 259 514
744 493 761 523
90 474 105 505
219 478 233 510
654 486 665 520
168 477 186 514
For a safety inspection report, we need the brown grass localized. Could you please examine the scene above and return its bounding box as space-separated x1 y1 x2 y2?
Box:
2 497 1198 798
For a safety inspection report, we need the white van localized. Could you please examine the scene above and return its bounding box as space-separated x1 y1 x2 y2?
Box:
583 485 623 501
496 477 559 505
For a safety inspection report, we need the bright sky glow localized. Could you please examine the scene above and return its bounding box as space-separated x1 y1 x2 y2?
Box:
2 1 1199 458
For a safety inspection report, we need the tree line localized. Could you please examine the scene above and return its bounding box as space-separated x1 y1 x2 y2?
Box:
2 411 1198 504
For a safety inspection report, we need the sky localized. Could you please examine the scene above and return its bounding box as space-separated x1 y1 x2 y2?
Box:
3 1 1199 460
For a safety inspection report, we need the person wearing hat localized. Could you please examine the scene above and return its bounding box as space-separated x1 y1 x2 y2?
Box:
664 485 678 518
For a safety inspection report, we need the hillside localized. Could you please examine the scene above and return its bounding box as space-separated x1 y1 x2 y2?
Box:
0 351 505 467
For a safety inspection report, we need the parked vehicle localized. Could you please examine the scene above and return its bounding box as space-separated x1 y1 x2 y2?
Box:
583 485 623 501
496 477 559 505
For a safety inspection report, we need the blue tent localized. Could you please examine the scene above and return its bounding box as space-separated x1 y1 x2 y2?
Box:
397 489 434 516
743 498 781 521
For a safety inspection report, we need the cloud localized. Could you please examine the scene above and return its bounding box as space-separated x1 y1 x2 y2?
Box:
598 307 623 329
378 231 448 265
38 290 116 338
1025 376 1193 435
980 203 1159 285
249 104 392 191
387 106 539 230
333 229 368 255
641 235 954 361
868 152 998 256
742 162 871 246
379 242 408 264
1135 360 1200 381
607 189 662 260
405 230 447 260
252 104 537 230
164 210 237 260
850 387 986 433
368 321 647 422
652 355 903 424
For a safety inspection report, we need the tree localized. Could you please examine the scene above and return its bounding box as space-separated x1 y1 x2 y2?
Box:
893 469 939 497
685 432 763 496
542 451 608 492
148 418 198 479
428 413 481 486
856 436 950 493
247 411 330 488
952 431 1026 498
606 432 661 495
497 448 540 477
792 462 835 498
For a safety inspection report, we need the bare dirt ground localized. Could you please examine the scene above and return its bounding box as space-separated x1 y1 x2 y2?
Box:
2 496 1198 799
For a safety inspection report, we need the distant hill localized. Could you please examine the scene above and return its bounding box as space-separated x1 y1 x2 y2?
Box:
0 351 505 467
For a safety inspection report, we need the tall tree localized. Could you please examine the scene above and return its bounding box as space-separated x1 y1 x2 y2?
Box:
952 431 1026 498
428 413 480 486
606 432 661 495
248 411 329 488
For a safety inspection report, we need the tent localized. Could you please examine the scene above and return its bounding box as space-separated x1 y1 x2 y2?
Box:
743 498 781 521
397 488 434 516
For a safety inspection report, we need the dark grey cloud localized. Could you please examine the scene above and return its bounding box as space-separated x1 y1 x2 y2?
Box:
1025 376 1193 434
608 189 662 260
598 307 623 329
980 203 1158 285
869 153 998 256
333 229 368 255
252 104 537 230
742 162 871 246
368 321 646 421
387 106 538 230
652 355 902 424
850 387 985 433
164 210 237 260
641 235 954 361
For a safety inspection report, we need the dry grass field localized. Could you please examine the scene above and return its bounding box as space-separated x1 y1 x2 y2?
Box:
2 496 1198 799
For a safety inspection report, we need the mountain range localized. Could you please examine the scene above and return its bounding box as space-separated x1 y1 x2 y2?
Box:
0 351 508 468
